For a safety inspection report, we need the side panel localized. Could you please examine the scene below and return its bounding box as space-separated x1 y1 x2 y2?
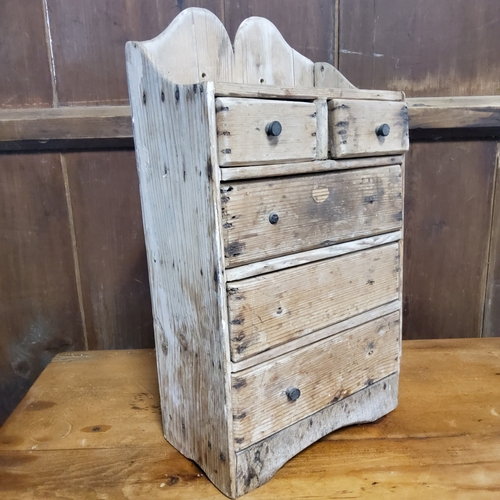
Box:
126 45 235 496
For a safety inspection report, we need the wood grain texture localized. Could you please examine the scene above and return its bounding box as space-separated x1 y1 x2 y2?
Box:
225 0 336 66
1 339 499 499
215 83 404 101
314 62 356 89
5 95 500 148
126 44 235 496
228 243 400 361
220 155 404 181
231 312 400 450
222 166 403 267
232 15 313 87
483 145 500 337
46 0 224 105
403 141 497 339
0 153 84 424
338 0 500 97
0 106 133 142
329 99 409 158
0 0 53 107
231 301 400 373
216 98 317 166
234 373 398 496
142 7 232 86
63 151 153 349
408 96 500 130
226 232 402 282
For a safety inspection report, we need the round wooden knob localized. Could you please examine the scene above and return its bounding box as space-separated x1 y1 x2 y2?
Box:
376 123 391 137
269 213 279 224
266 121 282 137
286 387 301 402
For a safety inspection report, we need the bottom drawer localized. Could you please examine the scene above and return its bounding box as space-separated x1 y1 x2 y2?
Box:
231 311 400 450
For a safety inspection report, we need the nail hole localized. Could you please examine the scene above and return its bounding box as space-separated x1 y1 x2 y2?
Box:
201 72 206 78
259 78 265 84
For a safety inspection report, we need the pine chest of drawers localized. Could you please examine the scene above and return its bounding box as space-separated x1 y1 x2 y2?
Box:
126 8 409 498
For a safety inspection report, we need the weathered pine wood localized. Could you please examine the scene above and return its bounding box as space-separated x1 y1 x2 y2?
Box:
234 372 398 496
314 99 328 160
222 166 403 267
231 300 400 373
126 44 235 497
215 83 404 101
228 243 400 361
225 231 402 282
215 98 317 166
314 61 356 89
329 99 410 158
220 155 404 181
231 312 400 450
126 8 406 497
232 16 312 87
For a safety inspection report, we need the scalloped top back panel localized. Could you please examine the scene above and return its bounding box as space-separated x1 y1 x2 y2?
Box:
130 7 354 89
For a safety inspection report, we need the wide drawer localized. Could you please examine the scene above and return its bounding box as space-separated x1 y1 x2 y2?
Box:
216 98 318 166
228 243 400 361
231 311 400 450
328 99 409 158
222 165 402 267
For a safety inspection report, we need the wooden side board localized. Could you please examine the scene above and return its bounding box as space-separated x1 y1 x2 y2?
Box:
126 44 235 497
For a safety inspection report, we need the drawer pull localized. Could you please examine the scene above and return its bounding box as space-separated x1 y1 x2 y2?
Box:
376 123 391 137
265 121 282 137
269 212 280 225
286 387 301 402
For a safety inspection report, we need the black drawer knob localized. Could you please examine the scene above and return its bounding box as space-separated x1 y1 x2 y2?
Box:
286 387 301 402
376 123 391 137
269 212 279 224
266 121 282 137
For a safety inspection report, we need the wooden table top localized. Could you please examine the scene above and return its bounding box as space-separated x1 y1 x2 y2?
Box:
1 338 499 499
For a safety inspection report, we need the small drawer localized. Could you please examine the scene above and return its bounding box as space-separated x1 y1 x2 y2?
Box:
222 165 402 267
231 311 400 450
216 98 318 166
328 99 409 159
228 243 400 361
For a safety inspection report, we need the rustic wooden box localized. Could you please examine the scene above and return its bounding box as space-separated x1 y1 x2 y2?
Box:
126 8 408 498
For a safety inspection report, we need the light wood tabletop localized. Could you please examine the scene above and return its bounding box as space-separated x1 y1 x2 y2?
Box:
1 338 499 499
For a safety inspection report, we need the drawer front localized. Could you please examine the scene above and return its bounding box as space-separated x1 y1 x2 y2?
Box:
329 99 409 158
228 243 400 361
216 98 318 166
222 165 402 267
231 311 400 450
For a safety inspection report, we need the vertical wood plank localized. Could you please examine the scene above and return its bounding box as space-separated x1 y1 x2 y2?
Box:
0 0 53 107
46 0 224 105
0 154 84 424
483 144 500 337
225 0 336 65
403 141 497 339
64 150 153 350
339 0 500 96
127 44 235 496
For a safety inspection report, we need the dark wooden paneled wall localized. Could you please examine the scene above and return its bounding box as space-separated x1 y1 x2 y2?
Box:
1 0 499 423
337 0 500 341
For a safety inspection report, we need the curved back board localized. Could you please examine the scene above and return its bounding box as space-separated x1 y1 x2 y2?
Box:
132 7 354 89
